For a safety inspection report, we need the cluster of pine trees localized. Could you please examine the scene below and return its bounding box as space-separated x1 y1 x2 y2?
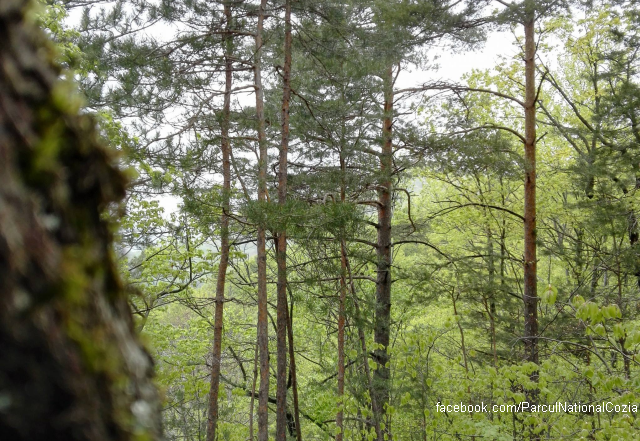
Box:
35 0 640 439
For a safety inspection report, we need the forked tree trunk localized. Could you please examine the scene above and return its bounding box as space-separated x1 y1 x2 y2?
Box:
254 0 270 439
276 0 293 438
207 3 234 440
0 1 161 439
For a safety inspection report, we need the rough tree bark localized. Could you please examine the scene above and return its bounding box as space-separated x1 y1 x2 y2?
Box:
0 1 162 440
206 3 233 440
276 0 293 439
372 64 395 440
253 0 270 440
522 4 539 397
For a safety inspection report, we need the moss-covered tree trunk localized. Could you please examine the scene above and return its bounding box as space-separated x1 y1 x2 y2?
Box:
0 1 162 440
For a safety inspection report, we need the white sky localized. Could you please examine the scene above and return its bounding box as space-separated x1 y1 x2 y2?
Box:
400 29 520 87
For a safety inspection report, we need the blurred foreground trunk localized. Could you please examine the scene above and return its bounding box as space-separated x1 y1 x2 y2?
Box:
0 1 162 440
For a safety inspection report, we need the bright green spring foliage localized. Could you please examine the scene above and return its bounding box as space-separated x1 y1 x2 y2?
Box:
38 1 640 440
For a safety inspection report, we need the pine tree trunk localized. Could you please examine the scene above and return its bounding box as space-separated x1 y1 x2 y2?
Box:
276 0 293 438
373 64 394 440
337 245 347 441
0 1 161 439
254 1 270 439
207 3 233 440
336 152 348 441
523 6 539 396
285 290 302 441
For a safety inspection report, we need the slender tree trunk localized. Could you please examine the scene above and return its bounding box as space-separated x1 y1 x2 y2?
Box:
0 1 162 439
344 243 383 441
451 284 469 376
627 178 640 290
336 153 347 441
373 64 394 439
249 341 258 441
276 0 293 438
523 8 539 397
337 245 347 441
207 4 233 440
254 1 270 439
285 287 302 441
487 230 497 367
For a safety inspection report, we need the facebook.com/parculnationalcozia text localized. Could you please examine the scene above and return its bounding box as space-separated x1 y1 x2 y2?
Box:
435 401 638 414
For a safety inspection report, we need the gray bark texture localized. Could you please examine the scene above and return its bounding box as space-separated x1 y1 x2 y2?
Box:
0 1 162 440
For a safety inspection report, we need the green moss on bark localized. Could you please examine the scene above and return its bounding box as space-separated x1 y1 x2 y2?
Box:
0 1 162 440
